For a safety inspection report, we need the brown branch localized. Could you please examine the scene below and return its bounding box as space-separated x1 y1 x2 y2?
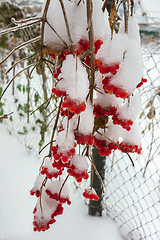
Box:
88 155 105 193
58 174 70 200
59 0 75 55
0 36 41 66
41 0 51 59
49 97 63 157
11 17 41 24
87 0 95 104
46 20 68 48
102 0 109 12
0 62 38 101
0 19 41 36
130 0 134 16
5 51 40 75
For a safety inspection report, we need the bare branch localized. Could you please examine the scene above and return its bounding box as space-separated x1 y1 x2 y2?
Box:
0 62 39 101
0 19 41 36
11 17 42 24
5 51 40 75
0 36 41 66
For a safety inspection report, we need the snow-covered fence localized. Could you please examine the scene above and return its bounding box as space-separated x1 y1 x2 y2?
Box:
103 41 160 240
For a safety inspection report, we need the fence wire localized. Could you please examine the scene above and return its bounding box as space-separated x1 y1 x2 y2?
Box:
104 40 160 240
0 2 160 240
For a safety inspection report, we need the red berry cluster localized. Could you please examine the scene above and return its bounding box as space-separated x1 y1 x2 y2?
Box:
97 61 119 75
83 188 99 201
77 39 103 67
60 96 86 119
94 137 118 157
136 77 147 88
102 76 129 98
74 131 95 146
41 166 62 179
112 115 133 131
52 145 76 170
45 190 71 205
93 104 117 118
33 203 63 232
53 67 62 80
78 39 103 55
67 164 89 183
52 87 66 97
119 142 142 154
30 189 40 198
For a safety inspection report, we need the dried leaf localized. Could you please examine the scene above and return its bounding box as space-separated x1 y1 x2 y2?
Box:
108 1 117 31
147 106 155 119
94 116 108 130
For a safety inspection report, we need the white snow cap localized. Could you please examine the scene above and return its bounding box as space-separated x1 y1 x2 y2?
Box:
116 93 141 121
57 54 89 102
94 72 122 108
55 117 75 152
70 154 89 173
46 179 70 198
78 101 94 134
120 120 141 146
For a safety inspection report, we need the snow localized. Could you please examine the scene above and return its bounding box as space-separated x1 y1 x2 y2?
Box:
0 124 123 240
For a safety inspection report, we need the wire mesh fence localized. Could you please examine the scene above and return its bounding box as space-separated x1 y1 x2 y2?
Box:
103 40 160 239
0 1 160 239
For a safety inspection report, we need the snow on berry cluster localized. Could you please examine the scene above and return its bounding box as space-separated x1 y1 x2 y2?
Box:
30 0 147 232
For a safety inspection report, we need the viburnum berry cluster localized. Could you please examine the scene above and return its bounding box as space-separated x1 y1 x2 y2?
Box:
30 0 147 232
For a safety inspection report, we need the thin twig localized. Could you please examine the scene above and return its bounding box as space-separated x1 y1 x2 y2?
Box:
59 0 75 55
46 20 68 47
5 51 40 75
11 17 42 24
40 0 51 59
0 62 38 100
39 155 49 172
130 0 134 16
0 36 41 66
102 0 109 12
88 155 105 193
87 0 95 104
58 174 70 200
30 94 53 115
39 141 55 155
28 61 41 79
40 177 48 213
49 97 63 157
0 19 41 36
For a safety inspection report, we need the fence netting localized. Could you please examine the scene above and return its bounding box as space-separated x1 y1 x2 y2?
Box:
0 1 160 240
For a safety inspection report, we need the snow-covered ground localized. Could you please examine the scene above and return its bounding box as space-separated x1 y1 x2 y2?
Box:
0 123 123 240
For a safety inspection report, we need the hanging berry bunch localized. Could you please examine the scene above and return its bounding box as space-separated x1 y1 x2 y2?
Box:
28 0 147 232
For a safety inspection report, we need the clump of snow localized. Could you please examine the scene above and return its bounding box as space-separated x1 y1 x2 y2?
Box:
34 188 58 226
43 0 73 54
57 55 89 102
32 174 46 192
46 179 70 199
120 120 141 146
55 118 75 153
97 33 128 63
116 93 141 121
70 154 89 173
94 72 122 108
78 101 94 134
95 119 122 144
